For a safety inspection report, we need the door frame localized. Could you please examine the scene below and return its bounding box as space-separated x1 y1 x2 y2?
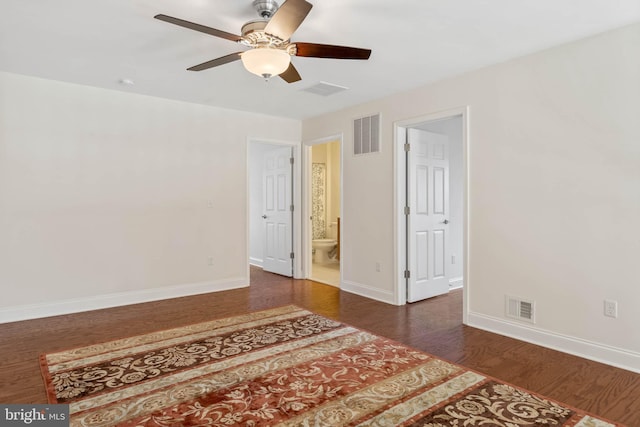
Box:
247 138 303 280
393 107 470 323
302 133 343 284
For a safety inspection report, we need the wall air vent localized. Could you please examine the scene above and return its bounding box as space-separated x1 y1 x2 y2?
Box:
353 113 380 155
506 296 535 323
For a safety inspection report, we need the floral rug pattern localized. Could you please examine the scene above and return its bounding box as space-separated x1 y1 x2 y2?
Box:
40 305 619 426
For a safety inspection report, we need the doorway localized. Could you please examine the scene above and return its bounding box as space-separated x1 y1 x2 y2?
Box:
304 136 342 287
405 127 452 301
248 139 302 279
394 108 468 318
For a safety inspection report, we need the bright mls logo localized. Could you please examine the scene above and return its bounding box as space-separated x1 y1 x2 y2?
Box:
1 405 69 426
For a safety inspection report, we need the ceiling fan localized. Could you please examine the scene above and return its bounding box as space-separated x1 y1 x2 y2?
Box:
154 0 371 83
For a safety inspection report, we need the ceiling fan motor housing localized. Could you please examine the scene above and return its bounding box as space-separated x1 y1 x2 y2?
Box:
241 20 290 49
252 0 279 18
241 20 268 38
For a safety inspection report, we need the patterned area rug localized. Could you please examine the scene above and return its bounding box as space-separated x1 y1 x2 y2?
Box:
40 305 620 426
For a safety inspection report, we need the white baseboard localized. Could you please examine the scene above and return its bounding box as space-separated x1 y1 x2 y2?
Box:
449 277 464 290
341 279 397 305
249 257 263 268
0 277 248 324
467 311 640 374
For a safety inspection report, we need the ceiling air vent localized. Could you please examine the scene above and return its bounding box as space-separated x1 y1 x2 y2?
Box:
302 81 348 97
353 113 380 155
506 296 535 323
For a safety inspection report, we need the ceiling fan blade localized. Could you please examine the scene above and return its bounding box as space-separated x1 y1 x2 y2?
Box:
294 43 371 60
187 52 243 71
279 63 302 83
154 14 241 42
264 0 312 41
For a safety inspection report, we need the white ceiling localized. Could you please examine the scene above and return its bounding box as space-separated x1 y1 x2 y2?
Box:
2 0 639 120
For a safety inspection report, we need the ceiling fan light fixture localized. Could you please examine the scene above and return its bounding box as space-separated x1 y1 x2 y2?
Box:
155 0 371 83
241 48 290 79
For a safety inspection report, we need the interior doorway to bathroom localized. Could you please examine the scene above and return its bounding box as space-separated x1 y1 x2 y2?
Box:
304 137 341 287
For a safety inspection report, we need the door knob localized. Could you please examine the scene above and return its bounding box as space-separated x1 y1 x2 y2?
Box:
442 219 449 224
262 215 267 219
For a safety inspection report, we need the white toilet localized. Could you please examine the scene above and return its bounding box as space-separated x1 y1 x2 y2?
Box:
312 239 336 263
312 222 337 264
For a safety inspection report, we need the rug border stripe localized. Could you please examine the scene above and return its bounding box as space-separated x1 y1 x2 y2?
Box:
277 359 473 427
46 309 315 373
43 304 305 365
356 371 487 427
39 353 59 404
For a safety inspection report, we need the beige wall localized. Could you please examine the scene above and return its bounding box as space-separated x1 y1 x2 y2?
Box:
302 23 640 370
0 71 301 320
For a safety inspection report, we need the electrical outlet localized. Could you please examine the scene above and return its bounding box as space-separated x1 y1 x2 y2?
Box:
604 300 618 318
207 257 214 266
451 255 456 264
375 262 381 272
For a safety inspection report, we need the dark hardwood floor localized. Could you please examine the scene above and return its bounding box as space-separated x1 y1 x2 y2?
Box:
1 266 639 425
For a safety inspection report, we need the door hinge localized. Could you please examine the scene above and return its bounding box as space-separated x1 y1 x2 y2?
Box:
290 157 294 164
404 143 410 152
404 206 410 215
404 270 411 279
290 252 295 259
290 205 294 212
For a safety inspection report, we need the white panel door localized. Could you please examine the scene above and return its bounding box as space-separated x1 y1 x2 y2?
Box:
263 146 293 276
407 128 450 302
